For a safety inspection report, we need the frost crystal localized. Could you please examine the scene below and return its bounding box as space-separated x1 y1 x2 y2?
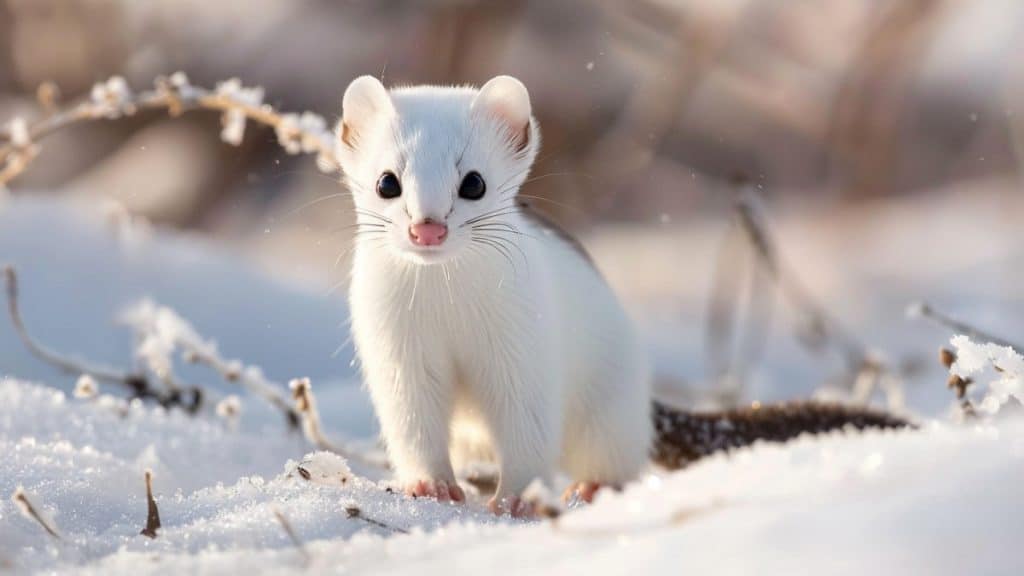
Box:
273 110 338 172
7 117 30 147
90 76 135 118
169 71 190 89
215 78 265 146
216 395 242 420
949 335 1024 416
294 451 352 486
221 109 247 146
73 374 99 399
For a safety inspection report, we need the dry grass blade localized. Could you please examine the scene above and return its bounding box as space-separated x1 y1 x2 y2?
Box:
289 378 383 468
344 505 408 534
272 508 311 566
733 189 875 373
909 301 1022 351
11 487 60 540
140 469 161 539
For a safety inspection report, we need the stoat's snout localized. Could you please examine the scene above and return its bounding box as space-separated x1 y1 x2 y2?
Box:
408 219 448 246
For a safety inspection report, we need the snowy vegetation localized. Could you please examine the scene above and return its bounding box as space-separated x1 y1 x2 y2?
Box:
0 197 1021 574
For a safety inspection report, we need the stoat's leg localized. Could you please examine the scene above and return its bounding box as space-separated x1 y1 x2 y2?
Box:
362 355 462 502
477 364 560 517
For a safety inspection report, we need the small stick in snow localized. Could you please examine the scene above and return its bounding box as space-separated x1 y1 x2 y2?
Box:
289 378 381 468
908 301 1023 351
344 505 409 535
139 469 162 539
272 508 311 566
290 378 335 451
11 487 60 540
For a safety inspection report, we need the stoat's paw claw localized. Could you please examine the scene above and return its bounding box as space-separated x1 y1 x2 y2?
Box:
561 481 603 505
405 479 465 503
488 495 536 519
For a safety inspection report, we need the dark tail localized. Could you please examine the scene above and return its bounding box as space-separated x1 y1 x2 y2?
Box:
651 400 910 470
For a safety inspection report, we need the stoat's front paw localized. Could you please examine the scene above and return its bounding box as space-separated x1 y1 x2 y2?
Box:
488 495 536 518
405 479 465 503
562 481 604 505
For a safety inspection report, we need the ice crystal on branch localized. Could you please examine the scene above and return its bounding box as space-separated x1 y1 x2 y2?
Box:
74 374 99 399
90 76 135 118
1 73 339 186
948 335 1024 416
7 118 30 148
215 78 265 146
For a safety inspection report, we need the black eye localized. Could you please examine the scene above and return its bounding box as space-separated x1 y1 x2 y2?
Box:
376 172 402 199
458 171 486 200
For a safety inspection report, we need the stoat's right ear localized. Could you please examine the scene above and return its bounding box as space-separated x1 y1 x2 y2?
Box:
339 75 394 151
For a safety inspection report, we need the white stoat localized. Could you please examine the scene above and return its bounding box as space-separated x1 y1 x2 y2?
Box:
337 75 650 515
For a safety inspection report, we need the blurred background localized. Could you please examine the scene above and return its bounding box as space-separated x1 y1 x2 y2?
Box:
2 0 1024 414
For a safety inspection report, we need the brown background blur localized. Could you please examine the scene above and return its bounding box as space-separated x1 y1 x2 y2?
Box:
3 0 1022 230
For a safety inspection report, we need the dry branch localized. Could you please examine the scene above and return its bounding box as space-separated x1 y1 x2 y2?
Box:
733 189 871 372
908 301 1022 351
120 299 302 429
0 72 339 187
272 508 311 566
139 469 162 539
3 265 203 412
344 505 408 534
289 378 381 468
11 487 60 540
726 185 904 406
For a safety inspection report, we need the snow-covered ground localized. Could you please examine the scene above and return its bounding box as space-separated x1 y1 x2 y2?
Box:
1 194 1023 574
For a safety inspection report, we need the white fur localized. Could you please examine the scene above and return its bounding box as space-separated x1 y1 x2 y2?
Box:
339 75 651 505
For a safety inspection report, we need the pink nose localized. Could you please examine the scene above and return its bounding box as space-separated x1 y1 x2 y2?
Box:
409 220 448 246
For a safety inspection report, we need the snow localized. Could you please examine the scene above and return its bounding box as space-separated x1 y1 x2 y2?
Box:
949 335 1024 416
1 196 1023 574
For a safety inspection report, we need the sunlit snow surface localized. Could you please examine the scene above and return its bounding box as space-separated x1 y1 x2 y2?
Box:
2 377 1021 575
1 197 1022 574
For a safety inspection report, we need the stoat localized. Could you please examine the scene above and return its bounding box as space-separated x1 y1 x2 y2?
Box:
336 75 905 516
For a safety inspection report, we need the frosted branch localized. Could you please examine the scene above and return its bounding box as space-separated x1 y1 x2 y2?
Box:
0 72 340 187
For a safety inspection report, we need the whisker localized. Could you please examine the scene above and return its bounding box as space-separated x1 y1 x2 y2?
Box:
353 208 393 224
473 236 518 276
408 266 422 311
282 192 354 219
462 207 521 227
513 194 586 216
328 222 387 235
475 232 529 271
471 224 538 240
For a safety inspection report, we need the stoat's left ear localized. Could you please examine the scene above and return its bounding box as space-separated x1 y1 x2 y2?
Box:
339 75 394 151
472 75 532 152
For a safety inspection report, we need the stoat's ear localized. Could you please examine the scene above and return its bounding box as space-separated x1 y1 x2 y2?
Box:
339 75 394 151
472 75 532 153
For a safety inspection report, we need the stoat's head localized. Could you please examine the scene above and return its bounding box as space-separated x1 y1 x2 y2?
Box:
336 75 539 264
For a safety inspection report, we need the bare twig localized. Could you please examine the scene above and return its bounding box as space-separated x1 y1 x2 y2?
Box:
272 508 311 566
139 469 162 539
344 505 408 534
121 300 299 428
3 265 202 413
0 73 339 187
733 189 870 371
908 301 1022 351
289 378 379 467
183 340 300 430
11 487 60 540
